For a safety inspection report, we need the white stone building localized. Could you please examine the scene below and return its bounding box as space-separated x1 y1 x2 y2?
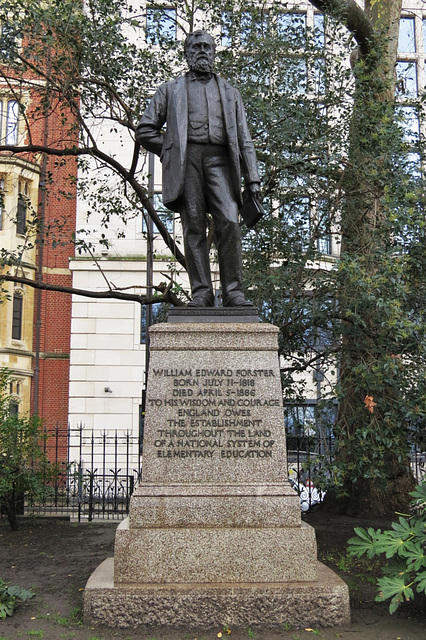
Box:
68 0 425 467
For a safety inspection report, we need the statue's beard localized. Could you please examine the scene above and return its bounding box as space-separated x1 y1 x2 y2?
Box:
188 55 214 73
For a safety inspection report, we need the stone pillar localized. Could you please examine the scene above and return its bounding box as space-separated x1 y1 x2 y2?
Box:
84 321 350 629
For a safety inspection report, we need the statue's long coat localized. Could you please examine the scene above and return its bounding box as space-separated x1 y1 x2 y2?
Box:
136 73 260 212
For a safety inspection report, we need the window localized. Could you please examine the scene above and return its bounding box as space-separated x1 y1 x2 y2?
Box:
280 196 310 250
313 13 325 48
16 184 28 235
9 402 19 416
308 297 336 351
277 13 306 47
240 12 254 47
285 403 336 448
221 11 232 47
140 302 166 344
140 306 148 344
221 10 268 48
12 291 23 340
143 193 174 234
277 57 307 94
396 105 420 145
240 56 270 89
317 234 331 255
285 405 316 438
314 57 326 95
398 17 416 53
396 61 417 98
0 20 19 61
5 99 19 144
0 177 4 230
312 14 326 94
316 199 332 255
146 7 176 44
240 11 268 47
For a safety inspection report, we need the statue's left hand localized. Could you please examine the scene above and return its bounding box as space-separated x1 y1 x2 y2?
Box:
247 182 261 198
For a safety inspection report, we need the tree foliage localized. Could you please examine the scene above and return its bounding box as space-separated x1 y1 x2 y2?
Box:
0 0 424 514
0 369 59 529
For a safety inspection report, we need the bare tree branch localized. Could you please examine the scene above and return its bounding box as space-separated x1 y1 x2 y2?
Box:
1 273 185 306
0 142 187 267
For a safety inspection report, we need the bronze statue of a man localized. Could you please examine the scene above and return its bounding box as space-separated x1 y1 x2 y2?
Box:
136 30 261 307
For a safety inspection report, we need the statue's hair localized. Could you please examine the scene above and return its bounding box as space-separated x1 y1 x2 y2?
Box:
184 30 216 55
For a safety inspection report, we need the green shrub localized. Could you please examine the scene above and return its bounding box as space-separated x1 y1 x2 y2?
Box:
347 482 426 612
0 578 35 618
0 369 59 529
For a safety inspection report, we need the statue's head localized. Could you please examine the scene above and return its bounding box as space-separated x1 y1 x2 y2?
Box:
184 30 216 73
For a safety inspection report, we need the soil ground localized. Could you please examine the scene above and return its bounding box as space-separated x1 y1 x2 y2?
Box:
0 511 425 640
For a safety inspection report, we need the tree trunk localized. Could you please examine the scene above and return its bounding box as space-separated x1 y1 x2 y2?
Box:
4 494 19 531
320 0 415 515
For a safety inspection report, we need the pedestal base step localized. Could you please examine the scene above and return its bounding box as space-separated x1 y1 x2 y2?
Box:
84 558 350 629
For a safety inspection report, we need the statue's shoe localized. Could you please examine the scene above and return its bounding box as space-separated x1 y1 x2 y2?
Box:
223 295 253 307
187 294 214 307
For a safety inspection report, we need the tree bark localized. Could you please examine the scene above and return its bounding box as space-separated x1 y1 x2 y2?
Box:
309 0 375 55
1 274 185 306
311 0 414 516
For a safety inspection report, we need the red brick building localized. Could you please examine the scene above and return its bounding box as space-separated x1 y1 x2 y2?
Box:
0 47 77 462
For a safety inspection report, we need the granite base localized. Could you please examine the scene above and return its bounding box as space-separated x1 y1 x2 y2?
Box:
84 322 350 628
84 558 351 629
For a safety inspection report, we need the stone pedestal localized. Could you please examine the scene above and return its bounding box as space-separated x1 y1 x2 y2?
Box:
84 322 350 629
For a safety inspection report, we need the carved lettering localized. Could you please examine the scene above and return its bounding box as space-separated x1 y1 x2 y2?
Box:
151 368 280 461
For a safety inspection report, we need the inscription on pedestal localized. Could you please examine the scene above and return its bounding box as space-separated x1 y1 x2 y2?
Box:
148 367 280 461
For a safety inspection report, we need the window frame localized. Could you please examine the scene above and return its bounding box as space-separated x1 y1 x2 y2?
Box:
12 291 23 340
398 16 416 54
5 99 19 145
0 177 4 230
16 188 27 236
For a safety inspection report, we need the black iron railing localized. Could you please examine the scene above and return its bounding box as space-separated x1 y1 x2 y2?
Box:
25 426 141 521
20 424 425 521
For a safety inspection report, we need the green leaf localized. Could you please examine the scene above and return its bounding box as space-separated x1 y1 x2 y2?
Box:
372 517 421 558
347 527 382 558
381 557 411 578
375 533 408 558
376 576 414 612
0 595 16 619
414 571 426 594
410 483 426 503
399 541 426 572
7 585 35 602
390 516 419 539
